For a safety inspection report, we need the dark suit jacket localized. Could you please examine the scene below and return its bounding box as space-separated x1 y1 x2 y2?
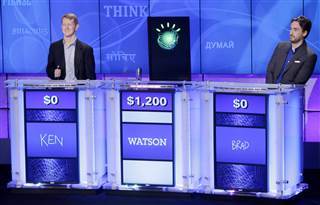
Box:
46 39 96 80
266 41 317 84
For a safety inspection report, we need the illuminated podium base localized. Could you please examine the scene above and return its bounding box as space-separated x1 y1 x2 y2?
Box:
102 182 308 200
7 180 104 190
208 183 308 199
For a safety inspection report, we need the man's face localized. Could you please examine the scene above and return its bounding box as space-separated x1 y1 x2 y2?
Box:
62 17 78 38
290 21 307 44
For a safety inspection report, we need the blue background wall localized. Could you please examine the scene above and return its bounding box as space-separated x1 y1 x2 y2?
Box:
0 0 319 75
2 0 50 73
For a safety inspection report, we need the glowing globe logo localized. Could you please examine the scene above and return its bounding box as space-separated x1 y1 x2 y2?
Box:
156 22 181 50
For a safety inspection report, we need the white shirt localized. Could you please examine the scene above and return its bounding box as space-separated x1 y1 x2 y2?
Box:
63 38 77 81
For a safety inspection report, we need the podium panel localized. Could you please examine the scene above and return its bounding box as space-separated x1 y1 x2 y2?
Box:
120 90 175 186
24 90 79 183
214 93 267 192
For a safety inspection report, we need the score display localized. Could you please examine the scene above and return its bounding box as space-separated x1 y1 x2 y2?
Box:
24 90 79 184
122 92 173 111
214 93 267 192
120 90 174 186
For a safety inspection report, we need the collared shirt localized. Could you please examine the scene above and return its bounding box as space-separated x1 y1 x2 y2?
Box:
64 38 77 81
275 44 302 83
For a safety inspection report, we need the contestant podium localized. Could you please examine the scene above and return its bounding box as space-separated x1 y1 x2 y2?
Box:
196 82 306 198
6 80 306 199
103 81 191 191
6 80 106 189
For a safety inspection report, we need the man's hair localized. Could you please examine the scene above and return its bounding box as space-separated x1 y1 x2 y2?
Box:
62 13 78 25
291 15 312 38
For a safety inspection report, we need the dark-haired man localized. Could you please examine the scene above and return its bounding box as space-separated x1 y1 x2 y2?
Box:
46 13 96 80
266 16 317 84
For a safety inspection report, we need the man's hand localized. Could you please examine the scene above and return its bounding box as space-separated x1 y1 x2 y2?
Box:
54 66 61 78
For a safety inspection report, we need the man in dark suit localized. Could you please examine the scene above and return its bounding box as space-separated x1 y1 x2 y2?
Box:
266 16 317 84
46 13 96 80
